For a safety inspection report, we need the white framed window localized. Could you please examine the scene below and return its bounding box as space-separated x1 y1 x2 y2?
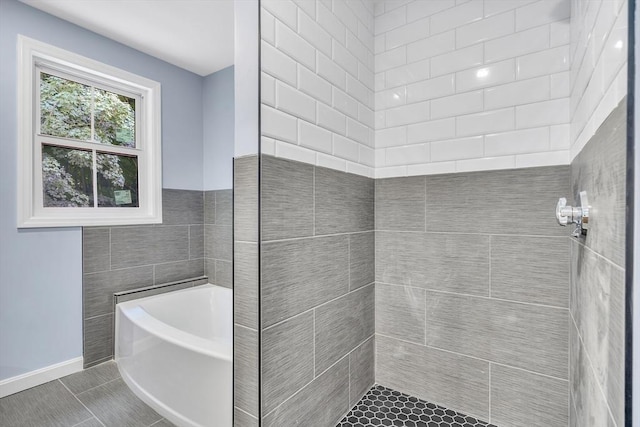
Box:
17 35 162 228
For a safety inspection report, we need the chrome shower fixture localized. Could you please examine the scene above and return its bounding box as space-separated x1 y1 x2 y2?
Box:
556 191 590 237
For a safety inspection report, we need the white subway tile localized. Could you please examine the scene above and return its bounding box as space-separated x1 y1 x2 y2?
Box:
360 144 376 166
276 22 316 70
262 41 297 86
298 120 333 153
375 147 386 167
347 118 370 145
550 124 570 150
456 155 516 172
376 126 407 147
406 74 455 103
456 108 515 137
374 0 385 17
317 2 346 44
333 40 360 77
385 102 430 127
456 60 515 92
298 9 332 56
261 136 276 156
317 102 347 134
346 74 371 106
431 136 484 161
385 17 431 50
550 19 570 47
359 63 375 91
333 0 359 32
385 59 430 88
375 72 385 91
275 140 317 164
351 1 375 32
262 0 298 30
346 162 374 178
377 86 407 110
375 5 407 35
516 98 570 128
484 76 550 110
262 105 298 143
347 30 374 72
601 6 628 88
406 0 455 22
376 165 408 178
407 161 457 176
485 127 550 156
375 34 385 54
298 65 332 105
485 26 549 63
456 10 515 48
430 0 483 35
550 71 570 98
385 143 430 166
431 91 483 119
483 0 536 18
293 0 316 19
407 118 456 143
333 87 359 119
261 73 276 106
515 0 570 32
431 44 483 77
359 104 375 129
375 110 385 129
592 1 618 56
276 81 316 122
516 45 570 80
316 153 347 171
515 150 569 168
317 52 347 90
406 31 456 63
333 134 360 161
261 9 276 44
375 46 407 72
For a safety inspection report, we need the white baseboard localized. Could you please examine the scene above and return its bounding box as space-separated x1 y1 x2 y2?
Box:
0 357 83 398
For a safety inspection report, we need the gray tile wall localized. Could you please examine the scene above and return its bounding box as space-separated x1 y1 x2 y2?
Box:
82 188 220 367
569 99 626 427
233 156 260 425
375 166 571 425
204 189 233 288
259 155 375 426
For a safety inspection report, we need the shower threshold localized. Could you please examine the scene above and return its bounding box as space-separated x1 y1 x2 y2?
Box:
338 385 497 427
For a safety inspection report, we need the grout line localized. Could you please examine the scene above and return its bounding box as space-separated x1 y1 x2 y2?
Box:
262 229 373 243
374 229 568 239
58 380 106 427
73 377 120 397
70 417 95 427
376 281 569 310
234 406 259 420
262 282 374 331
375 332 569 383
574 238 625 271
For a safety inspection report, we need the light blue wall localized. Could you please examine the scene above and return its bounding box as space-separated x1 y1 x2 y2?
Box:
203 66 235 190
0 0 205 381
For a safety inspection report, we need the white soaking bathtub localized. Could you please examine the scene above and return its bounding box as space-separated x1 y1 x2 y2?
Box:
115 284 232 427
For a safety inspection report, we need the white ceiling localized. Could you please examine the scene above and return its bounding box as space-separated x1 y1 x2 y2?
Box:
20 0 235 76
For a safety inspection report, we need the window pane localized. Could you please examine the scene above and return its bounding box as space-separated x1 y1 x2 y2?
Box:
96 153 139 207
40 73 91 140
94 88 136 148
42 145 93 207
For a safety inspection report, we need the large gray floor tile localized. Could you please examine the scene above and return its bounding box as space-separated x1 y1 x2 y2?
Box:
375 176 426 232
425 166 569 236
491 364 568 427
234 408 258 427
570 240 625 425
376 232 490 295
83 266 153 318
314 167 374 235
261 155 314 241
161 189 203 225
262 235 349 327
424 291 568 378
84 314 113 366
234 326 258 418
376 283 425 344
73 418 103 427
349 232 375 291
262 311 314 413
263 357 349 427
376 334 490 420
234 156 258 243
76 378 161 427
83 228 110 274
349 337 375 406
314 284 374 373
60 361 120 395
110 226 189 269
0 380 91 427
491 235 569 307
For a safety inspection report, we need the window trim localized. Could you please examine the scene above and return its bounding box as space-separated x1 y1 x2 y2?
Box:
17 35 162 228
